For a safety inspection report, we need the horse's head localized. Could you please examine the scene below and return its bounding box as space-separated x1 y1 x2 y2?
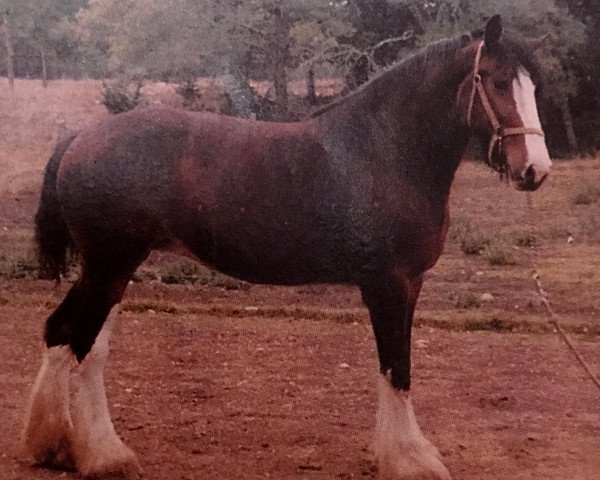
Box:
456 15 551 191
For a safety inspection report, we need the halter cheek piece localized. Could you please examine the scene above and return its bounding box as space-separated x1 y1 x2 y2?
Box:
465 41 545 168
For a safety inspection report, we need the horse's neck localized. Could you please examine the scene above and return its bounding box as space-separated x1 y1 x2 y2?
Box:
341 61 471 199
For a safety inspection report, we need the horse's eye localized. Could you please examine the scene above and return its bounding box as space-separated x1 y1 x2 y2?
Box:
493 80 510 91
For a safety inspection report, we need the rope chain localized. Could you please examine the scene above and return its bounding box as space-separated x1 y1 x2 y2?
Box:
526 192 600 392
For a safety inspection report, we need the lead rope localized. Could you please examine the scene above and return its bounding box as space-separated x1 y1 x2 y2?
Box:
526 193 600 391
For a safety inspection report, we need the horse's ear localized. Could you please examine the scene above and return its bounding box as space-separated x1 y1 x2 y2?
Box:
484 15 502 49
526 34 550 51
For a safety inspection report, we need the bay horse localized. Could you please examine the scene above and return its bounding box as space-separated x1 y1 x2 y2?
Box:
21 15 551 480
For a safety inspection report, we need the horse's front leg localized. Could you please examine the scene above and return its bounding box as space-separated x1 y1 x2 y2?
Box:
361 275 451 480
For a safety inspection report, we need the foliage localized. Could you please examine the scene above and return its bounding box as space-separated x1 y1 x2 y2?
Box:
100 79 142 114
154 260 247 290
1 0 598 151
0 255 38 280
175 79 201 107
414 0 586 102
481 242 516 266
454 292 480 309
0 0 86 78
450 217 490 254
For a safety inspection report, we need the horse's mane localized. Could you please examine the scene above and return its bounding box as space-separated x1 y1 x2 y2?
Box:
310 29 543 118
310 32 473 118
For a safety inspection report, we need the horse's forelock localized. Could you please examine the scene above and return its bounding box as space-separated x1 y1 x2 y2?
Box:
500 33 544 88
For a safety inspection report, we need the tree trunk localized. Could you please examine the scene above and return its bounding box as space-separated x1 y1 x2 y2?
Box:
307 64 316 106
559 97 578 152
271 8 290 117
225 66 258 119
2 13 15 89
40 46 48 88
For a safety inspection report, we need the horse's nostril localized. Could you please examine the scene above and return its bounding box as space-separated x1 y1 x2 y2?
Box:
518 164 548 191
524 164 536 184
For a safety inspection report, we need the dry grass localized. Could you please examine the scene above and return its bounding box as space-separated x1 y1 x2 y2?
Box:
571 180 600 205
1 79 599 332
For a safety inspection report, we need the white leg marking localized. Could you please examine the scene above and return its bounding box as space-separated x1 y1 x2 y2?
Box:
70 305 141 478
513 67 552 183
374 375 451 480
21 345 76 467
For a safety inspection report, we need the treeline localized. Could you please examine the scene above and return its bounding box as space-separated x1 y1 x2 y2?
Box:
1 0 599 153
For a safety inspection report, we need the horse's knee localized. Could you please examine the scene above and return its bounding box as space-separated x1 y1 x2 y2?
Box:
374 375 451 480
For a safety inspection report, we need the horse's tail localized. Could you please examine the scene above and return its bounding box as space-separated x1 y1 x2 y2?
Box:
35 132 78 281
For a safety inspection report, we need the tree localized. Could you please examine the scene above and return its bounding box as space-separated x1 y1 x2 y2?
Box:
0 0 86 84
1 9 14 88
559 0 600 150
75 0 355 117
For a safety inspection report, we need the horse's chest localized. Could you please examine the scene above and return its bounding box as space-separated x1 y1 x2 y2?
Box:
375 198 449 276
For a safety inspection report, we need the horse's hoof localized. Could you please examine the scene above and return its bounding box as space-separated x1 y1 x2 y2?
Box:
74 436 142 479
378 451 452 480
20 411 75 470
21 435 75 472
21 345 76 469
376 439 452 480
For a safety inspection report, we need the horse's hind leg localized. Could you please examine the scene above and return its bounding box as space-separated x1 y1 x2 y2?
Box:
22 252 146 478
69 302 140 478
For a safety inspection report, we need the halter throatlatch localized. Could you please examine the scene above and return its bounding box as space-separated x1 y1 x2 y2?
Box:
466 41 545 169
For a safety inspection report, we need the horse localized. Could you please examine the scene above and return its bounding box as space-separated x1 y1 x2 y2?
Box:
21 15 551 480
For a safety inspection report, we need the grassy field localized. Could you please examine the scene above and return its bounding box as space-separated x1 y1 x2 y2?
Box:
1 78 599 334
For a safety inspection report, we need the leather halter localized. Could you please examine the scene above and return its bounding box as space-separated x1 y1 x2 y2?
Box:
466 41 545 166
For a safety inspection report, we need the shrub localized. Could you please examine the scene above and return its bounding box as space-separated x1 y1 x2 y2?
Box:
0 256 38 280
101 80 143 114
450 216 491 255
460 230 491 255
571 181 600 205
175 79 201 107
155 260 247 290
514 234 536 247
481 242 516 266
454 292 480 309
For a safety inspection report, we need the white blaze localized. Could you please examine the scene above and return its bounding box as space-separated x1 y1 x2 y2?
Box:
513 67 552 183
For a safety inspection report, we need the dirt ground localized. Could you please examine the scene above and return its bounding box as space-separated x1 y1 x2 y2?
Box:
0 281 599 480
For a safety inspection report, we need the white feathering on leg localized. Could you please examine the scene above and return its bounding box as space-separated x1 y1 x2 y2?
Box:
69 305 141 478
20 345 76 467
374 375 451 480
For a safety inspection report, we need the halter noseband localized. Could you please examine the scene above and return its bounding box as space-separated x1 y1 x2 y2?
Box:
466 41 545 167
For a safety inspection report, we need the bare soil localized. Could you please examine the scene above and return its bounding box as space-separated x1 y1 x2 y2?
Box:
0 282 599 480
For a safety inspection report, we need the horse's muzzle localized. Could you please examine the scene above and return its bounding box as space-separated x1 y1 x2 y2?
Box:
514 164 548 191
